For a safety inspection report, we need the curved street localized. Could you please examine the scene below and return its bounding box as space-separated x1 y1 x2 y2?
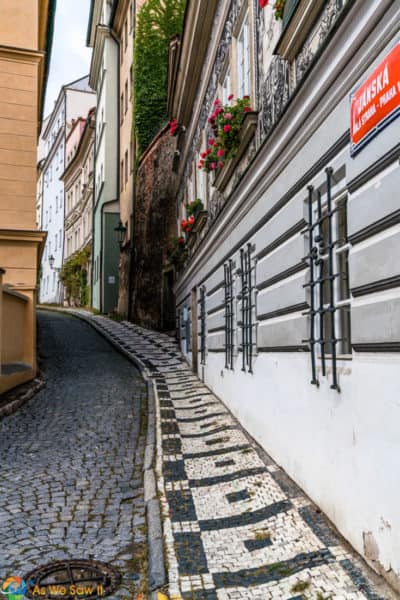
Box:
0 311 147 599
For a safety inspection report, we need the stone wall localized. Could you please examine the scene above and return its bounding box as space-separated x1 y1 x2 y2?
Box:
131 127 177 330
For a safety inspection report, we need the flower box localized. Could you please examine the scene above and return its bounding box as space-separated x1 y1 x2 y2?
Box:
213 111 258 192
192 210 208 234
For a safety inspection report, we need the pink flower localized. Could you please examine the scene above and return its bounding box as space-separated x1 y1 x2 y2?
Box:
213 98 221 106
223 124 232 133
210 162 217 170
225 113 233 120
208 138 215 146
217 149 225 157
228 94 234 101
215 107 222 116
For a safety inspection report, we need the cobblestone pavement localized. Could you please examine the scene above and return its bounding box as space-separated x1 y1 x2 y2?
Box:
0 311 147 599
70 312 397 600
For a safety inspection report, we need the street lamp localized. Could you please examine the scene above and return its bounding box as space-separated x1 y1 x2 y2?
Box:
49 254 60 272
114 220 127 249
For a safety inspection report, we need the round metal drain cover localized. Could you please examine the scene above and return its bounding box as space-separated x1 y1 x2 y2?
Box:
24 560 121 599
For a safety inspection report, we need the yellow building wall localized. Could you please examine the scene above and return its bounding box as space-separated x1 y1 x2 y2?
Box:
0 0 50 394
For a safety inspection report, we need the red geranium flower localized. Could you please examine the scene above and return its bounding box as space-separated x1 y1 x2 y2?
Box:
243 106 252 112
217 149 225 157
208 137 215 146
260 0 269 7
218 161 224 168
169 118 179 135
223 124 232 133
228 94 234 101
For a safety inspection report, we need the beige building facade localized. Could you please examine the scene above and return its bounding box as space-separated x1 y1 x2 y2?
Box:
0 0 55 394
111 0 145 317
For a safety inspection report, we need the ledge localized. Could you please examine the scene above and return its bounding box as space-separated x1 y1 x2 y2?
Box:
274 0 325 61
213 112 258 192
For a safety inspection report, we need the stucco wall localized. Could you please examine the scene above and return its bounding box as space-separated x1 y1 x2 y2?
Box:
174 1 400 587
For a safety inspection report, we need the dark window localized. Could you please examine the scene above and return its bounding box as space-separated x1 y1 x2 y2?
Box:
304 168 351 392
239 243 256 373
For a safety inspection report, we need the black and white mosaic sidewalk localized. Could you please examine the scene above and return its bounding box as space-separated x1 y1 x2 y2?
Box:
70 311 395 600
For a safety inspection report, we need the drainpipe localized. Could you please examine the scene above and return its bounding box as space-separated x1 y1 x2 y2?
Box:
128 0 137 323
110 25 121 314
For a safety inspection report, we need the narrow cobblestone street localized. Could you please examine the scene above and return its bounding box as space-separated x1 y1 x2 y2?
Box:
0 311 147 598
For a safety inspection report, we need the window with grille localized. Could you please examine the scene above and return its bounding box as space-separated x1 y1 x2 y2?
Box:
237 12 251 98
200 286 207 365
303 168 351 392
238 243 256 373
224 260 235 369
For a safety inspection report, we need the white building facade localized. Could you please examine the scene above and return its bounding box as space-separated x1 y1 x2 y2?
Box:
38 76 95 304
169 0 400 590
87 0 120 314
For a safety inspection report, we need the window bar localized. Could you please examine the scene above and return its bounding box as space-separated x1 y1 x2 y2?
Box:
200 286 206 365
326 167 339 390
247 244 254 374
306 186 319 386
224 263 229 369
228 261 234 370
240 249 247 371
315 190 326 377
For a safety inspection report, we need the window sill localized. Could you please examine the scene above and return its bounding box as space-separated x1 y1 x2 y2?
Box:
274 0 325 61
213 111 258 192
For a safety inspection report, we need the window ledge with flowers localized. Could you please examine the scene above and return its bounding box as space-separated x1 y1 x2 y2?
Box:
198 95 258 193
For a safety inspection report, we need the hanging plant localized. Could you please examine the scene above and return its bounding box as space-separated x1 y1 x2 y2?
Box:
181 215 195 234
185 199 204 217
199 95 253 173
259 0 286 20
169 118 179 136
167 236 188 265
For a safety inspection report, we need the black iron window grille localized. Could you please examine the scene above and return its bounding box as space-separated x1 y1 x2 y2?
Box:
303 168 351 392
224 260 235 369
185 307 192 353
200 285 206 365
238 243 256 373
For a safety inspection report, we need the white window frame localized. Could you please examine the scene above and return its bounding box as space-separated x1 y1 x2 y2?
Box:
237 11 251 98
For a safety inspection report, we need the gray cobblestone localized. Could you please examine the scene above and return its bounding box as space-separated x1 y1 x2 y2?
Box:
0 311 148 598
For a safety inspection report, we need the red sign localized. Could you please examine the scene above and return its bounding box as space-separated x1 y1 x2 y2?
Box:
350 42 400 155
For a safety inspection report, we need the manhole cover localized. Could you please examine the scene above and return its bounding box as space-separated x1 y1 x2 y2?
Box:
24 560 121 599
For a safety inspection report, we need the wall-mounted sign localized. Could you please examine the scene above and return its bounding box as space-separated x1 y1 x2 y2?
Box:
350 41 400 156
108 275 116 284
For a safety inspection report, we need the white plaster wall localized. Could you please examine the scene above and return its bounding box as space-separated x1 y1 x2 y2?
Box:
201 349 400 576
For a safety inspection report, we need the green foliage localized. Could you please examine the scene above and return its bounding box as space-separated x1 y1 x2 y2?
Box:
185 199 204 217
60 245 91 306
199 96 253 173
133 0 186 154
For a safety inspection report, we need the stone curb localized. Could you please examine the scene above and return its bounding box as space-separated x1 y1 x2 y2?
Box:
0 377 45 419
37 307 167 594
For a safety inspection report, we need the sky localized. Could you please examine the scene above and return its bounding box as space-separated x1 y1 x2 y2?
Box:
44 0 93 116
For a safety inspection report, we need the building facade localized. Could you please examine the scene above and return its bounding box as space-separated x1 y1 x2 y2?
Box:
61 109 95 306
38 76 95 304
0 0 55 393
111 0 145 317
169 0 400 589
87 0 120 314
